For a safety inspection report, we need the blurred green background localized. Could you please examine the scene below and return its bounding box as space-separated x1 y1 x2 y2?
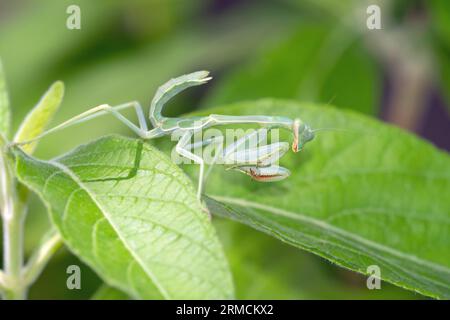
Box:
0 0 449 299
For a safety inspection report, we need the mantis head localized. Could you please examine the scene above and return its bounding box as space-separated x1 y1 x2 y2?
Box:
292 118 314 152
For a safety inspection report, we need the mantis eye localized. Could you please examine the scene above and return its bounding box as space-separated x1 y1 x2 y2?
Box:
292 121 315 152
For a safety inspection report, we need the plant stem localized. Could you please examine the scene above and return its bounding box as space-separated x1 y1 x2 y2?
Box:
23 230 62 286
0 270 6 292
0 145 26 300
2 215 26 299
0 137 62 300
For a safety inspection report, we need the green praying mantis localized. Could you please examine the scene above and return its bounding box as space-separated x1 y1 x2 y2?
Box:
14 71 316 199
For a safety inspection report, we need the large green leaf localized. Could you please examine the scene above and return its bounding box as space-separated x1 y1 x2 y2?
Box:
204 25 380 115
215 219 419 299
183 99 449 299
0 59 10 138
14 135 234 299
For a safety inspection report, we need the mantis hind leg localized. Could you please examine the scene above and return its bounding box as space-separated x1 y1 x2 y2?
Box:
13 102 152 146
176 131 226 200
175 131 207 200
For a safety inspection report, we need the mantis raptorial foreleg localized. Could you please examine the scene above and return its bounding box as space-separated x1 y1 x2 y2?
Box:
14 101 149 145
220 128 291 181
221 127 288 166
204 129 290 183
203 129 268 185
222 128 268 158
226 141 289 168
179 128 290 196
234 165 291 182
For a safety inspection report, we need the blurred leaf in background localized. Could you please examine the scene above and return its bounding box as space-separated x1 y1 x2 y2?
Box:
0 0 299 157
0 59 10 138
204 24 380 115
429 0 450 109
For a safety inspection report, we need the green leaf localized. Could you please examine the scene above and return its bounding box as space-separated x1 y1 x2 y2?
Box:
91 284 131 300
0 59 10 138
14 81 64 154
203 25 380 115
435 47 450 110
215 219 419 299
14 135 234 299
189 99 449 299
429 0 450 51
429 0 450 109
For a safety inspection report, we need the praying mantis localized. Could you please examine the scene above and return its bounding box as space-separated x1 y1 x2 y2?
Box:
14 71 316 199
